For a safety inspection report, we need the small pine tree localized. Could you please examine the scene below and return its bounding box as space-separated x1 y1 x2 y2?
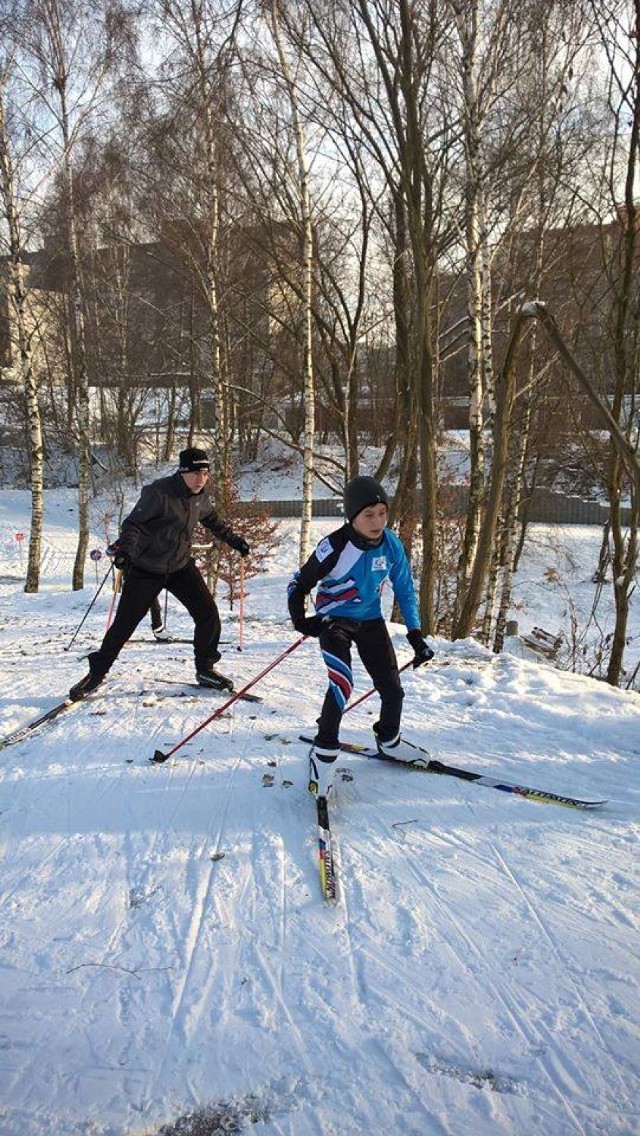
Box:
193 477 281 610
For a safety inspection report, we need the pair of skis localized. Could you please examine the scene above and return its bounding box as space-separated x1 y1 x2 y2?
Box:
306 734 607 904
301 735 607 812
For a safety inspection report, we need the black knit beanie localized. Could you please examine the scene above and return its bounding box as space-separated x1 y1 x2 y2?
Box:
344 475 389 521
178 447 210 473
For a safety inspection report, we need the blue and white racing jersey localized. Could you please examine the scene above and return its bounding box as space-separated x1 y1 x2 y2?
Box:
287 523 420 629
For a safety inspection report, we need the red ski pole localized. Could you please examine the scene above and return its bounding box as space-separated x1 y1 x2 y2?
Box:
238 560 245 652
152 635 308 763
105 568 122 631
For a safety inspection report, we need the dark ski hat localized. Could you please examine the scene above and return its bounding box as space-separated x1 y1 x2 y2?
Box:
178 447 210 473
344 475 389 521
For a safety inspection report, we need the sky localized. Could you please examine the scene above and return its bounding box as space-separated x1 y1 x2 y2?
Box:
0 475 638 1136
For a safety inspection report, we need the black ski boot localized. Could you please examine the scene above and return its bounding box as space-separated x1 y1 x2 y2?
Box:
196 667 234 692
69 671 105 702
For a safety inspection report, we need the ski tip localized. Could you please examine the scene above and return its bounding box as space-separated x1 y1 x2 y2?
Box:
151 750 169 763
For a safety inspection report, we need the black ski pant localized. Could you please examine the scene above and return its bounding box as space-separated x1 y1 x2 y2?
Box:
121 566 163 631
88 560 221 678
314 617 404 750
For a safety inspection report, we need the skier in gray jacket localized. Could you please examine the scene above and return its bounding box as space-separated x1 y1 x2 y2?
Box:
69 447 249 700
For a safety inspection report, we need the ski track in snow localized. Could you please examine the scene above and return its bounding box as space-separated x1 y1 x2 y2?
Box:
0 509 639 1135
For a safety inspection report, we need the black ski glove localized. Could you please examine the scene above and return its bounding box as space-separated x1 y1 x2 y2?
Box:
106 541 131 571
235 537 250 558
407 628 434 668
294 615 331 637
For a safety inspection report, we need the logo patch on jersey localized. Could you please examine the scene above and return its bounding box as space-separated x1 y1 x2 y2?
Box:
372 556 387 571
315 537 333 563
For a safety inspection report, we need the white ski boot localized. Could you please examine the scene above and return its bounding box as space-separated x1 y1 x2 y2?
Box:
308 746 339 798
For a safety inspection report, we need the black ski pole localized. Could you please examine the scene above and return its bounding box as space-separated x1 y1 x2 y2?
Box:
64 562 114 651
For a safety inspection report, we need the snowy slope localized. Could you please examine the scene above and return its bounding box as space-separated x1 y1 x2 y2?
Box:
0 492 639 1136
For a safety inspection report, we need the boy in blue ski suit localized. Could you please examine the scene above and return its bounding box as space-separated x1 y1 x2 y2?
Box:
287 475 433 797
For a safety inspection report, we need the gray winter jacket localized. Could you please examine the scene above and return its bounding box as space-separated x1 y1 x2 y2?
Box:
119 472 243 575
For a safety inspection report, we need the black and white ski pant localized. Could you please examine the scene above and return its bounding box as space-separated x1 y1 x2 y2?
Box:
314 616 404 749
88 559 221 678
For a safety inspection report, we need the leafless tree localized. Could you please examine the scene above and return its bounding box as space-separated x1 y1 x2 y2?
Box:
145 0 245 485
0 52 44 590
13 0 137 587
267 0 316 562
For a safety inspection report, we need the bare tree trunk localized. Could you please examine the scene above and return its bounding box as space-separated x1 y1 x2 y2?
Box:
377 195 413 494
271 0 315 564
604 10 640 684
480 541 500 645
450 0 487 622
0 71 44 592
201 103 226 482
453 309 532 638
35 0 94 589
62 113 92 590
492 399 530 651
394 0 439 632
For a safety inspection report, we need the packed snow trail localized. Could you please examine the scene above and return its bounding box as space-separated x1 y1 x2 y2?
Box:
0 510 639 1135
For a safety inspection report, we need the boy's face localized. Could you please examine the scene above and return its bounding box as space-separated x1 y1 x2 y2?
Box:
352 503 388 541
182 469 210 493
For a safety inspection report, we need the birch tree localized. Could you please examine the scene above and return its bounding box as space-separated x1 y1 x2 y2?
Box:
283 0 455 630
0 55 44 591
15 0 136 588
268 0 315 563
594 0 640 685
447 0 490 621
148 0 244 485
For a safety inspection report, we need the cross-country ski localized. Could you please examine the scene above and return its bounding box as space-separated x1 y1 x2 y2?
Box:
315 795 338 903
154 678 263 703
299 735 607 811
0 698 77 750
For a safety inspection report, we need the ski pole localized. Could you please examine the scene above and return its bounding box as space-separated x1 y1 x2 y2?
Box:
238 560 245 652
152 635 308 763
344 658 415 715
105 568 122 631
64 562 114 651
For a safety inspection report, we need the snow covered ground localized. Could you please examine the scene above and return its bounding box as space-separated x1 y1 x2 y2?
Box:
0 487 639 1136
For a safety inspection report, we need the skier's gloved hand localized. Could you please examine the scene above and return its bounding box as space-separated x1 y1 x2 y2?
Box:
294 615 331 637
235 537 250 558
106 541 131 571
407 628 434 668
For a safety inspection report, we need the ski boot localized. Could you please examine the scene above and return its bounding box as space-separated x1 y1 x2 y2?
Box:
196 667 234 693
308 745 339 798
